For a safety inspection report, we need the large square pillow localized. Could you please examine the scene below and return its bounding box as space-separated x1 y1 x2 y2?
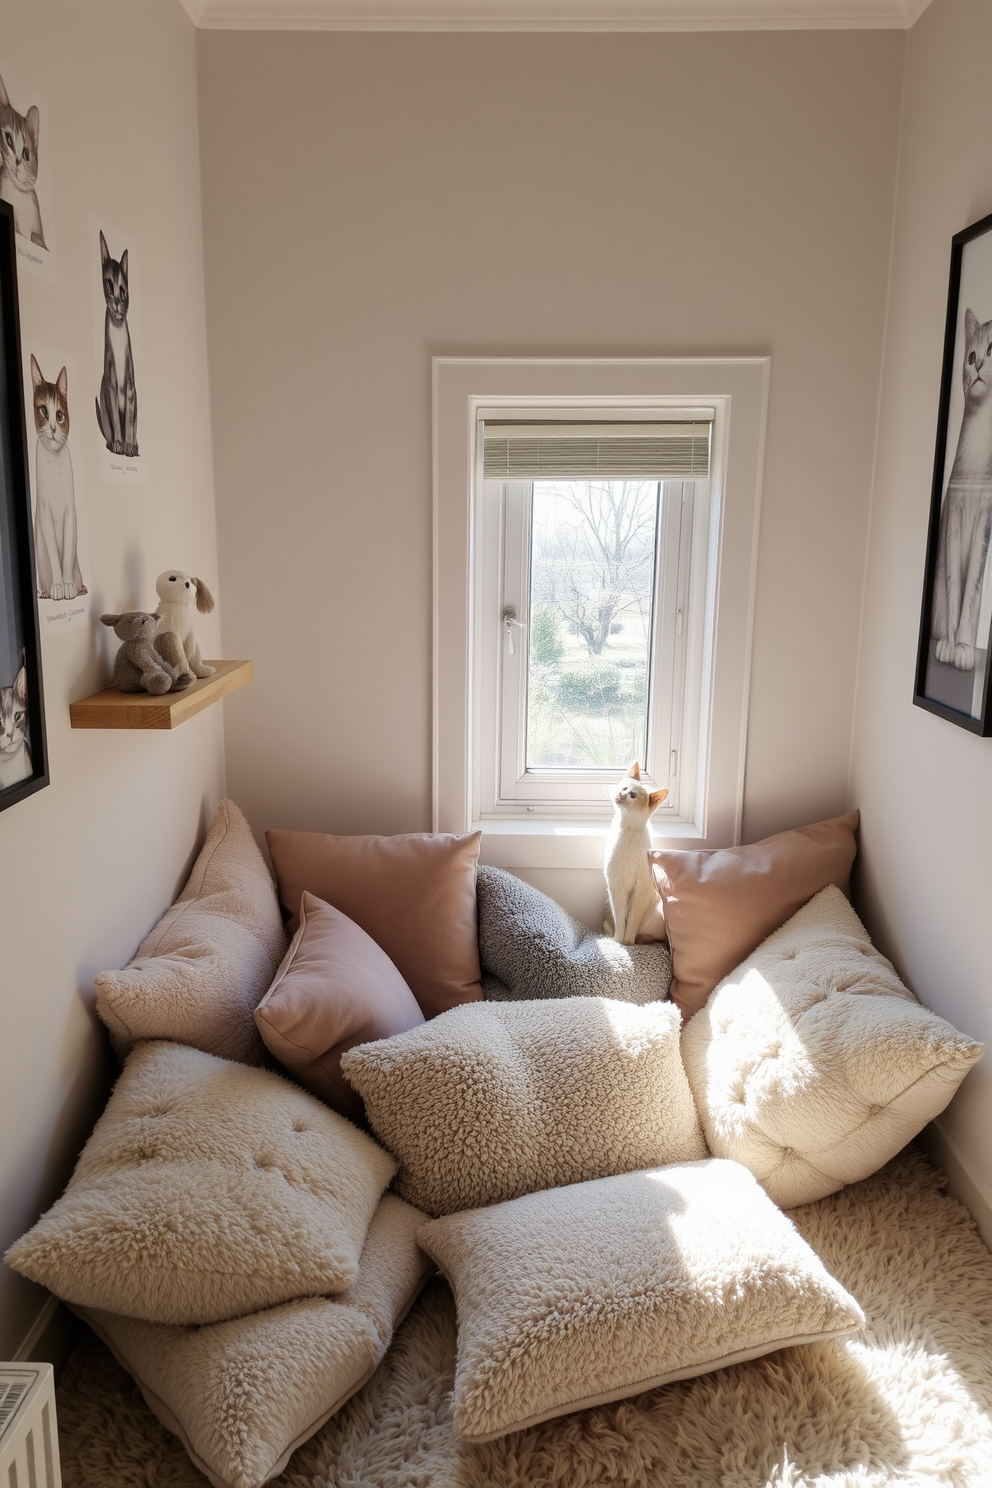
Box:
77 1194 434 1488
477 866 672 1004
650 809 859 1020
265 829 483 1018
681 885 985 1207
5 1041 396 1325
94 799 287 1065
417 1159 864 1442
341 997 706 1217
255 892 425 1124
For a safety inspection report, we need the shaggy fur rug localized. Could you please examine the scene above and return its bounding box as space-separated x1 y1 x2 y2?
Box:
56 1148 992 1488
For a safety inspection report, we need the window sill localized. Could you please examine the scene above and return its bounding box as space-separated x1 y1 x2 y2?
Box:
475 817 705 871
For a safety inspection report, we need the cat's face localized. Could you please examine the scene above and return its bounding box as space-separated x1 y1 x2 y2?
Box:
31 356 68 453
962 308 992 406
100 232 129 324
613 762 668 819
0 666 28 759
0 89 40 196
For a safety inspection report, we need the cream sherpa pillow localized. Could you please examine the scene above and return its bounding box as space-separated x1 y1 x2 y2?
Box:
418 1158 864 1442
6 1042 396 1325
74 1195 434 1488
341 996 706 1217
681 886 984 1207
95 799 287 1065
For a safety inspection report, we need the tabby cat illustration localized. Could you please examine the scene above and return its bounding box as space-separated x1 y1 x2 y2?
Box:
0 658 31 789
95 231 138 458
0 71 45 248
32 355 86 603
932 308 992 671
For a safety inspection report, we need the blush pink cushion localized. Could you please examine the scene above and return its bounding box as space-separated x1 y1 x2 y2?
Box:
265 830 483 1019
255 893 425 1124
649 810 859 1022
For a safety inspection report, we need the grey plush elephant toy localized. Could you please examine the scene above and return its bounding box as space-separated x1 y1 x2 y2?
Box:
101 611 184 695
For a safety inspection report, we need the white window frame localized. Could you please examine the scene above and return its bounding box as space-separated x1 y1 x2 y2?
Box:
434 358 769 864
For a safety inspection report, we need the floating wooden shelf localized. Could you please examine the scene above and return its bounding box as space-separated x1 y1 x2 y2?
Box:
70 660 252 730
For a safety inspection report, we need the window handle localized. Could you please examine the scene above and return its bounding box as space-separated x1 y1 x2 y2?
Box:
502 606 526 656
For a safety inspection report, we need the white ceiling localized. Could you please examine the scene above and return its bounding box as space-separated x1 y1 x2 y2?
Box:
180 0 933 29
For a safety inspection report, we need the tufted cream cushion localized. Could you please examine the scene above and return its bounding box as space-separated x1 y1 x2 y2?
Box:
681 886 984 1207
76 1195 435 1488
341 997 706 1218
95 800 288 1065
418 1159 864 1442
6 1041 396 1325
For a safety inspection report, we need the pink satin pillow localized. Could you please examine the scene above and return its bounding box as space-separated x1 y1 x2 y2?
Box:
255 893 424 1123
265 830 483 1019
649 810 859 1021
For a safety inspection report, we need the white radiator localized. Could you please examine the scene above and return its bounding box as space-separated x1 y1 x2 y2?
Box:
0 1364 61 1488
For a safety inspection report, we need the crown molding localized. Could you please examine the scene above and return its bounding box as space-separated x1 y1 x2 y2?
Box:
181 0 932 30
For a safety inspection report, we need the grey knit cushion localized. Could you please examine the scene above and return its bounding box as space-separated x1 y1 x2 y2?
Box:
477 866 672 1006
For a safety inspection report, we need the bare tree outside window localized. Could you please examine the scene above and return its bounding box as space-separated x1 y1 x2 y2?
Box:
526 480 659 770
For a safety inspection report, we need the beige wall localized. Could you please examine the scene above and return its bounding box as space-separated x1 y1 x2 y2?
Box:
198 27 903 915
850 0 992 1239
0 0 224 1357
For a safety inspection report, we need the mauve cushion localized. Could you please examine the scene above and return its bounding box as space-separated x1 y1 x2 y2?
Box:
265 830 483 1020
255 893 425 1123
649 810 859 1022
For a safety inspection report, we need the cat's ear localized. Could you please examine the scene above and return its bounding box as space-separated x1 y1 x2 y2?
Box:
628 761 641 779
100 613 121 627
193 578 214 615
0 74 10 109
120 249 129 282
648 788 669 810
966 308 980 341
100 231 110 268
30 354 42 390
56 366 67 402
14 666 27 705
24 105 39 147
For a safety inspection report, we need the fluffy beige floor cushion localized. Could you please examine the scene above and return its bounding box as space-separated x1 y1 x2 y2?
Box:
681 885 984 1207
76 1194 434 1488
341 996 706 1217
650 810 859 1021
255 891 425 1124
6 1041 396 1324
265 828 483 1017
418 1158 864 1442
95 800 287 1064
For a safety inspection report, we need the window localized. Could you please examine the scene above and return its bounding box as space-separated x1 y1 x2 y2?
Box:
434 359 769 854
476 416 713 822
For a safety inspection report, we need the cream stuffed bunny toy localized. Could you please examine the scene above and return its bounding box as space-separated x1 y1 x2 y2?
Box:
153 570 215 686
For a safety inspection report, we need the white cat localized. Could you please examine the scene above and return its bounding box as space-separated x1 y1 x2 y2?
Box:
604 762 668 945
932 307 992 671
31 356 86 604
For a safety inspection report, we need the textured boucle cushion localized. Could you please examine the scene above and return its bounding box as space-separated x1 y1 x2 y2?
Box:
477 866 672 1005
76 1195 434 1488
681 886 985 1207
5 1041 397 1325
418 1158 865 1442
341 997 706 1218
95 800 287 1064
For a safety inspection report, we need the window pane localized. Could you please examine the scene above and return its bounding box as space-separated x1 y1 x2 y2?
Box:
526 480 659 771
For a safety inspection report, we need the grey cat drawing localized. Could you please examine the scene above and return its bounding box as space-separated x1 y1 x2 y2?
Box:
95 230 138 458
0 655 31 790
0 70 45 249
931 308 992 672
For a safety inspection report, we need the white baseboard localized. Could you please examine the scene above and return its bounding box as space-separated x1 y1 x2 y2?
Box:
13 1293 79 1374
919 1117 992 1253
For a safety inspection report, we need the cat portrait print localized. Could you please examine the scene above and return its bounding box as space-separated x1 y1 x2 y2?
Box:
31 355 86 604
95 230 138 459
931 306 992 673
0 655 31 791
0 69 45 249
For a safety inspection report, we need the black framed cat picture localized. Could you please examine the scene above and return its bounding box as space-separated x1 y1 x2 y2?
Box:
915 210 992 735
0 197 49 811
